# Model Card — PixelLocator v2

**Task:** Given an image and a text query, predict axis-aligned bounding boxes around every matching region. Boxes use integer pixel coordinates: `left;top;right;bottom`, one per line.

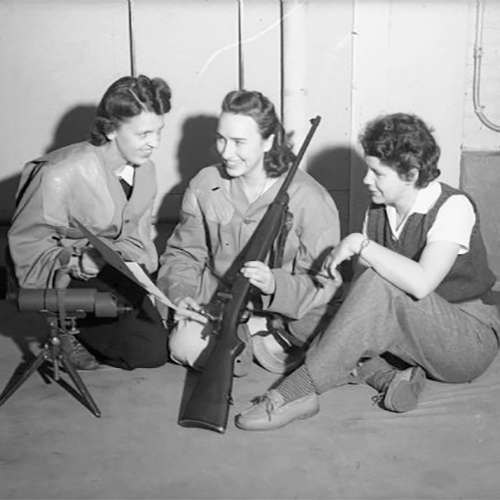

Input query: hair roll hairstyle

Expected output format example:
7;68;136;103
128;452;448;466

221;90;295;177
359;113;441;188
90;75;172;146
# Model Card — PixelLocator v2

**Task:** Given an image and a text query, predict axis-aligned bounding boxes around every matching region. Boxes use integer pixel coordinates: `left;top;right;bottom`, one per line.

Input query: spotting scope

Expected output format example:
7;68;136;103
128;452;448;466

17;288;130;317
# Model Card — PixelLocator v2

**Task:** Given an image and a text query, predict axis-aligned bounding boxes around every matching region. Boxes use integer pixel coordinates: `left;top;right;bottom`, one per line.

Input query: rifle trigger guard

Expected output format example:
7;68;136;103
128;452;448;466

240;309;251;324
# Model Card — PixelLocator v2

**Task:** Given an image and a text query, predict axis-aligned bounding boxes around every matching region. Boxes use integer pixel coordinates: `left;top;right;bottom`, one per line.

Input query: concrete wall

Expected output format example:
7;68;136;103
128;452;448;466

0;0;498;279
463;0;500;150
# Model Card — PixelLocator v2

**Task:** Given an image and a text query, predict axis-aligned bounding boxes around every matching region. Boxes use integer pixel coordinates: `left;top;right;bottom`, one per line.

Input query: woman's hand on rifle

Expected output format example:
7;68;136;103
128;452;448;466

241;261;276;295
175;296;208;324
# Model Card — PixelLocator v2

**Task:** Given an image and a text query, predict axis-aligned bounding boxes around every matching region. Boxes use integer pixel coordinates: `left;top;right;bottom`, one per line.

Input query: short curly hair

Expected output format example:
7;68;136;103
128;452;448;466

359;113;441;188
90;75;172;146
221;90;295;177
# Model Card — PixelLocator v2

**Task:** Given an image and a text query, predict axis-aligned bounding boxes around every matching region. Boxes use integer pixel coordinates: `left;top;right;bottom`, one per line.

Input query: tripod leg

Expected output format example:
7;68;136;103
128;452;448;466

59;349;101;417
0;350;48;407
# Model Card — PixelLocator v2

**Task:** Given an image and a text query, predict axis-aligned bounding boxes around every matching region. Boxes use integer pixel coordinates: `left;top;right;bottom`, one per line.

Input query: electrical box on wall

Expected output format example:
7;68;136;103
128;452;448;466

460;151;500;288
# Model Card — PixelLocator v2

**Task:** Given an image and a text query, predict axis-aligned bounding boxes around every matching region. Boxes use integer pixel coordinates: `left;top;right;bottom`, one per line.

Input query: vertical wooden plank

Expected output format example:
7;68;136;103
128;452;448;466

0;0;130;222
239;0;282;109
306;0;354;237
463;0;500;150
351;0;470;231
131;0;239;223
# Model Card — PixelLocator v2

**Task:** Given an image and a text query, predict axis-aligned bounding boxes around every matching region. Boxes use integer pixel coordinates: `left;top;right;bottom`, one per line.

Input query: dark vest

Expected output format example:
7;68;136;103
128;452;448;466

366;183;496;303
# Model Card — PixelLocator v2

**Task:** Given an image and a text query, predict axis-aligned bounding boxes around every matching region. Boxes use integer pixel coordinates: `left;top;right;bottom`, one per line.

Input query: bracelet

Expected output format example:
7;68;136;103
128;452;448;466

357;237;371;256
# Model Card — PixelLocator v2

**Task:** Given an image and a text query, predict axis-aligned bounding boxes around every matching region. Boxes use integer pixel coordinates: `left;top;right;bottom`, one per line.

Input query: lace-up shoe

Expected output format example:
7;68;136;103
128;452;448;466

60;334;100;371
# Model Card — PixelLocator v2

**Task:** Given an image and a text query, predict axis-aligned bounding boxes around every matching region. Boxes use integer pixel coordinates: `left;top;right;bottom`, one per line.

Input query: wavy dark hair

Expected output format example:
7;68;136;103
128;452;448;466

89;75;172;146
359;113;441;188
221;90;295;177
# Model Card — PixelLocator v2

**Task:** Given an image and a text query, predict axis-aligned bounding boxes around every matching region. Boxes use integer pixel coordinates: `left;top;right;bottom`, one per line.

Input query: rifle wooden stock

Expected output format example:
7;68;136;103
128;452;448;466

178;116;322;433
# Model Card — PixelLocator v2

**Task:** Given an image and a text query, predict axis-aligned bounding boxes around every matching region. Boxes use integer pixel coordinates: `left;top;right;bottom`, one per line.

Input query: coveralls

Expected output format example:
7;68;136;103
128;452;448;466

8;142;168;369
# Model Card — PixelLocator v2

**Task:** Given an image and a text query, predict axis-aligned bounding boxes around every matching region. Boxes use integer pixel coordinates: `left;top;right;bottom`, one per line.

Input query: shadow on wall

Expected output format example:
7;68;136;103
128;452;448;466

154;114;219;252
307;145;371;234
307;145;351;237
0;105;97;226
306;145;371;281
0;105;97;297
348;147;372;232
44;105;97;154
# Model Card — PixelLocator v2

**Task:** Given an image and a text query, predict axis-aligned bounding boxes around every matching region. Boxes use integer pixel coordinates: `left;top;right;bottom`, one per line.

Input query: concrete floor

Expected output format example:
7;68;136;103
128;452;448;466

2;293;500;500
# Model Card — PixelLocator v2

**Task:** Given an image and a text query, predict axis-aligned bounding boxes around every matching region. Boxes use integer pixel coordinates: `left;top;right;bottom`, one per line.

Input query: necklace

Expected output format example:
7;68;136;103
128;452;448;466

241;177;272;204
256;178;271;199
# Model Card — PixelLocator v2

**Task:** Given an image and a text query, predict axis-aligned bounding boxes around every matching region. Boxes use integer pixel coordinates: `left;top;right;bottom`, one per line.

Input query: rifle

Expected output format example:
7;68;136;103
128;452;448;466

178;116;322;433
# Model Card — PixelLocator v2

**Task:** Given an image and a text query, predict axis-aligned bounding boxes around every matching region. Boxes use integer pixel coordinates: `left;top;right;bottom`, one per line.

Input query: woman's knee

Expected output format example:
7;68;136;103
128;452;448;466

355;268;386;287
168;319;210;368
348;268;401;303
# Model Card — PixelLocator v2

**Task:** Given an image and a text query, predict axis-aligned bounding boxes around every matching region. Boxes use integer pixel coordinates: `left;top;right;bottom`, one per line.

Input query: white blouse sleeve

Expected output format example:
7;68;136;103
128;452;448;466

427;195;476;254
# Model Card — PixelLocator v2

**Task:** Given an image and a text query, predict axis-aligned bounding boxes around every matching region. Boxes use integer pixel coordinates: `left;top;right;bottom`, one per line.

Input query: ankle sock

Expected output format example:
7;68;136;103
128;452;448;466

276;364;316;404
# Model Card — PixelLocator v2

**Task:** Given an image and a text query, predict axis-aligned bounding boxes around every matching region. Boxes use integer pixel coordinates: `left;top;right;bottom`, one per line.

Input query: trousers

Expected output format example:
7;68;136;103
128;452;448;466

306;268;500;394
71;265;169;370
168;303;338;371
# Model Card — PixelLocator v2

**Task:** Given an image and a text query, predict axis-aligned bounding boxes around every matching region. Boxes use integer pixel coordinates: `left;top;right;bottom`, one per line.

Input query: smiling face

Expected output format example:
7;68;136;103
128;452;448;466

363;156;417;207
107;111;165;166
215;112;274;181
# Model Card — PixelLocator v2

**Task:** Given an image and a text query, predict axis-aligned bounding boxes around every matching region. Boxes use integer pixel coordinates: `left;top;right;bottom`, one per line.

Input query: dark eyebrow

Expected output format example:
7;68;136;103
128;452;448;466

216;132;246;142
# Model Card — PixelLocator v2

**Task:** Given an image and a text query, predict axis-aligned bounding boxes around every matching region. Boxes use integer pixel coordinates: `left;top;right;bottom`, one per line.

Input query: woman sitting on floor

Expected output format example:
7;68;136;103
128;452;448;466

235;112;500;431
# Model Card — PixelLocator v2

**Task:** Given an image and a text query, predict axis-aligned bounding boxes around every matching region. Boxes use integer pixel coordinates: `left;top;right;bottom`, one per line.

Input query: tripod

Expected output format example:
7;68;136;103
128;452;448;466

0;306;102;418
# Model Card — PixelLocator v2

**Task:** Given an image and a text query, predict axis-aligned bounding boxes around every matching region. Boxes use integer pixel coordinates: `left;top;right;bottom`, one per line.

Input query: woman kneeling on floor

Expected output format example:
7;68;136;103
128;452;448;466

235;112;500;431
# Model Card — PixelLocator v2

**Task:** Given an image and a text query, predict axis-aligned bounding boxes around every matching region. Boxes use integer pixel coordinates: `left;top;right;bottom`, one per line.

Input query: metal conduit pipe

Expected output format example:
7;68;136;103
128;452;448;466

128;0;137;77
280;0;309;153
238;0;245;90
473;0;500;132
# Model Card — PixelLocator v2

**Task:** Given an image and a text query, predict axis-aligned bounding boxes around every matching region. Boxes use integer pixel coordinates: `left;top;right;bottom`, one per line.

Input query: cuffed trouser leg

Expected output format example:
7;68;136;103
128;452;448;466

287;302;341;346
306;269;500;394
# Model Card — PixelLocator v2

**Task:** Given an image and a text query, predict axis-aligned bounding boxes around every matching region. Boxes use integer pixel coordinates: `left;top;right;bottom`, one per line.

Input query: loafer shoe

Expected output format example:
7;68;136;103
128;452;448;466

235;389;319;431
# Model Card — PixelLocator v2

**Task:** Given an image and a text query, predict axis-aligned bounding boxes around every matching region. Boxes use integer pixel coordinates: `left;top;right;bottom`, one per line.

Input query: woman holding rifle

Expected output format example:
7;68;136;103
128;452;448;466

157;90;342;376
236;112;500;431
